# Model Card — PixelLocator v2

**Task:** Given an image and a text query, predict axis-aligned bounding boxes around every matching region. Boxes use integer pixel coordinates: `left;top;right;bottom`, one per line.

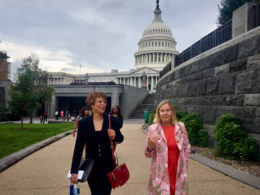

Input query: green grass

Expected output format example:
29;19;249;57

0;123;73;159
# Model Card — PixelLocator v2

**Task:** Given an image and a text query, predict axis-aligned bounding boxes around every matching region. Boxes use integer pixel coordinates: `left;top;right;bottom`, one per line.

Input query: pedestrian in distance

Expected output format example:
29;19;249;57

73;107;90;137
44;111;48;123
70;91;124;195
110;105;123;151
110;105;123;129
55;110;59;120
60;110;64;120
145;100;191;195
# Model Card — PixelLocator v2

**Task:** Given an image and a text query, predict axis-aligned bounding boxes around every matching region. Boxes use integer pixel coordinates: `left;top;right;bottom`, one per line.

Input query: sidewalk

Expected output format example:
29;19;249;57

0;122;259;195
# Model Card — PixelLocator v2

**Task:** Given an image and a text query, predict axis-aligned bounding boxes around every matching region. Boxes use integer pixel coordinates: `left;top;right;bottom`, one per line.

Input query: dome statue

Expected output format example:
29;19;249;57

134;0;178;71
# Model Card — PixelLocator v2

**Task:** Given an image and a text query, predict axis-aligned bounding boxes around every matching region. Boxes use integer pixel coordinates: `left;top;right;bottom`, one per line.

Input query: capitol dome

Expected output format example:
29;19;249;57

142;20;173;37
134;0;178;71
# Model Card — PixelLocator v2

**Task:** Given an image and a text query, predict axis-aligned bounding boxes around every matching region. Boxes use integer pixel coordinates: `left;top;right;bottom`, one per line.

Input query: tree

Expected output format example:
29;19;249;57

217;0;260;25
9;55;54;129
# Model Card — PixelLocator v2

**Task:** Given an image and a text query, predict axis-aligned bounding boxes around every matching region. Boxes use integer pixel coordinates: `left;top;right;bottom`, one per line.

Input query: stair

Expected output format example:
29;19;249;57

129;94;156;119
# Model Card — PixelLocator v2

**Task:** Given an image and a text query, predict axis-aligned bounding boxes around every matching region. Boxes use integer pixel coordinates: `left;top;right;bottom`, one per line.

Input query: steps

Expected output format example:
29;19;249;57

128;94;156;119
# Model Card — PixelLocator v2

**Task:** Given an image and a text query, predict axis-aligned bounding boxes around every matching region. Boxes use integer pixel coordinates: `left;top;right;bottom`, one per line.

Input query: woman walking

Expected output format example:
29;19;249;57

145;100;191;195
70;91;124;195
73;107;90;137
110;105;123;129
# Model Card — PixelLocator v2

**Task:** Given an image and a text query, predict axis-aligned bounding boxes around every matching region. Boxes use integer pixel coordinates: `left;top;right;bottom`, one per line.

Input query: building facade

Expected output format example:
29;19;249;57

0;51;11;110
47;0;178;93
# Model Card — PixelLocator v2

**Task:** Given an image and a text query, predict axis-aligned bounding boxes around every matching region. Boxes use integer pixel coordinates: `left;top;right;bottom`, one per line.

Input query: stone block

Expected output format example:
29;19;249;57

208;96;226;106
174;69;181;79
247;54;260;70
222;45;238;64
231;106;256;133
219;75;235;94
253;118;260;133
196;80;207;96
191;62;199;73
238;36;259;59
225;95;244;106
179;67;186;78
255;106;260;118
188;72;203;82
209;51;224;68
203;107;217;123
215;106;234;121
230;58;247;73
187;83;196;97
214;63;230;77
244;94;260;106
235;70;254;94
198;57;210;71
255;69;260;93
184;66;191;76
206;78;219;95
169;72;175;81
203;68;215;79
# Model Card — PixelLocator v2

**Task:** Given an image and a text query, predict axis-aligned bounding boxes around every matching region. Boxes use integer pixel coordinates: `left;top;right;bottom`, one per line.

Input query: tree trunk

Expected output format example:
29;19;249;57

30;112;33;124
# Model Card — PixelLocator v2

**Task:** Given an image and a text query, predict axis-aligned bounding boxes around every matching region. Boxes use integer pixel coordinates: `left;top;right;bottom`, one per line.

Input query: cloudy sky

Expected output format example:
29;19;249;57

0;0;221;80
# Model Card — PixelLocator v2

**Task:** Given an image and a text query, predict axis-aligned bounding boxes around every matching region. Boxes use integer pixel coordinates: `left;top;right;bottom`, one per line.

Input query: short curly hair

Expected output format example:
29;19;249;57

86;91;107;109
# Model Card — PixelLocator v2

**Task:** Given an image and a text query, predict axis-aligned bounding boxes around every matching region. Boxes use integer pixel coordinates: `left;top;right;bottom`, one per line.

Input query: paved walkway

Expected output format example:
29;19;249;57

0;121;259;195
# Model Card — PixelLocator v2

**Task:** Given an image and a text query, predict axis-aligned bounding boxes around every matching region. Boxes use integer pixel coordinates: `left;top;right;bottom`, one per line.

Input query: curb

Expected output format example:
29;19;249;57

140;126;260;190
0;130;73;173
190;153;260;190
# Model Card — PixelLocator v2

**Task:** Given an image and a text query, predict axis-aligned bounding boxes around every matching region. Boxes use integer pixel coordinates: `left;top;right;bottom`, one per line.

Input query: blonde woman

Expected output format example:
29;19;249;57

145;100;191;195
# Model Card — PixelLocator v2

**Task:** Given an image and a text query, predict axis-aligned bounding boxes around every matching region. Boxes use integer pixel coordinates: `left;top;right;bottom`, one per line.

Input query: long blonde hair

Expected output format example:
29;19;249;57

153;100;178;125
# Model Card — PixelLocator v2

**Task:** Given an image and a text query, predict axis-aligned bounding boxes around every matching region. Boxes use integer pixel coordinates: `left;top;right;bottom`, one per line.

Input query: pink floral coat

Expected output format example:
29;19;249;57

145;122;191;195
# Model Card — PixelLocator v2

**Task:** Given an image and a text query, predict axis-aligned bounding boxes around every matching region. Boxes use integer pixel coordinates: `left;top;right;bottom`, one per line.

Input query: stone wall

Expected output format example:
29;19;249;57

122;85;148;119
156;27;260;150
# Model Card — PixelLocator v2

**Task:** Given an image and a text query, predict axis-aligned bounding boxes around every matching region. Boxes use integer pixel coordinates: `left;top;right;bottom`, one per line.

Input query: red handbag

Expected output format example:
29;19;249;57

107;115;130;189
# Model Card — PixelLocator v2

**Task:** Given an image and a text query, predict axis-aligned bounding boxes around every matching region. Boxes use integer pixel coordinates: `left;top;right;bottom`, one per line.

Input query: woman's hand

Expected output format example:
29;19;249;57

72;130;77;137
108;129;116;140
147;135;159;151
71;174;78;184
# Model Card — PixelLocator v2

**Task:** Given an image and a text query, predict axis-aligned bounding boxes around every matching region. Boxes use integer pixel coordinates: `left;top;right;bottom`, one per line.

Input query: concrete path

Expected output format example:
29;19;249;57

0;121;259;195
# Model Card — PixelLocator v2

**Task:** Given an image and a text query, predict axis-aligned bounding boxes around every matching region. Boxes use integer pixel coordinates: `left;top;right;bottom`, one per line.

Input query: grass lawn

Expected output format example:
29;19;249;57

0;123;73;159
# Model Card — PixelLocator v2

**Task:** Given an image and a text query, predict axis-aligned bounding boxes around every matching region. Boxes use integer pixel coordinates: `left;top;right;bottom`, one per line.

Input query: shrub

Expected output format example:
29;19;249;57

180;113;208;147
148;110;156;125
214;114;257;160
176;111;188;121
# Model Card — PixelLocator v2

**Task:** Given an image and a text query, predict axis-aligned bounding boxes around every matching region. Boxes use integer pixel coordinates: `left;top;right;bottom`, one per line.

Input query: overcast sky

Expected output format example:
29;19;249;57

0;0;221;80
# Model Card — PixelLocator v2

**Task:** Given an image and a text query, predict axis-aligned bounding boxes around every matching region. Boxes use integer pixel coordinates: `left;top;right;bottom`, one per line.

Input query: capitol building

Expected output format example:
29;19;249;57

48;0;178;93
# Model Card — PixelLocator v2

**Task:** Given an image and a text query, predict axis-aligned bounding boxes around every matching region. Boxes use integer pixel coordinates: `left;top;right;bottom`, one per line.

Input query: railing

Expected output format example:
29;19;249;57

249;3;260;30
175;20;232;67
159;62;171;78
159;2;260;78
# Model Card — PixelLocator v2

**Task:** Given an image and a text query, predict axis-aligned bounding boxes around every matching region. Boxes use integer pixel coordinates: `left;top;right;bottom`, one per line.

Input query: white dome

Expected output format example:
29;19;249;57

142;20;173;37
134;1;178;71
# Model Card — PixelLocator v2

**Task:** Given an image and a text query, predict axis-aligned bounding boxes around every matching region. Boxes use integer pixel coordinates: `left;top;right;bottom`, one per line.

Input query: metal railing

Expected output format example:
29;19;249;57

175;20;232;67
159;2;260;78
159;62;171;78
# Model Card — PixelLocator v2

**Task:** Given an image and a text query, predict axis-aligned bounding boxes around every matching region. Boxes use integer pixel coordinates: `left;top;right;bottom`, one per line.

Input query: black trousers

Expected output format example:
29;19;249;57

88;180;112;195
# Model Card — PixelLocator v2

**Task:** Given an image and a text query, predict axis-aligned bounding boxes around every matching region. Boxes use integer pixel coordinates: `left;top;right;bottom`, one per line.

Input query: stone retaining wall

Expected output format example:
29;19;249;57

156;28;260;152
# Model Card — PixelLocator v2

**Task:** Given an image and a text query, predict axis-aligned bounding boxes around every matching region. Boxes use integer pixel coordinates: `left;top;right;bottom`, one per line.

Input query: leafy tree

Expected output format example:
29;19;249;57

9;55;54;129
217;0;260;25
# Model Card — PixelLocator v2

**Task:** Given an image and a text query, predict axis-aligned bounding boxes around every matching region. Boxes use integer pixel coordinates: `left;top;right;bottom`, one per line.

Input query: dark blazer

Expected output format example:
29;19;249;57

71;113;124;175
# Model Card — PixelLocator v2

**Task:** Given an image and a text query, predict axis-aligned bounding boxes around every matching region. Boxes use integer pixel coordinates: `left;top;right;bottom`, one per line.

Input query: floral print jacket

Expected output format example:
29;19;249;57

145;122;191;195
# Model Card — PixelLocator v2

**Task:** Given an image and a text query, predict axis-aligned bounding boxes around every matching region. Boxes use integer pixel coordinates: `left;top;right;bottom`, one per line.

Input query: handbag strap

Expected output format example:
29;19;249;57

108;114;117;167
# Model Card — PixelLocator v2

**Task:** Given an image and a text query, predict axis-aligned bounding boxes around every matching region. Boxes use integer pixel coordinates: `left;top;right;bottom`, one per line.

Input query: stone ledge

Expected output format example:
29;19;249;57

0;130;73;173
190;153;260;190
